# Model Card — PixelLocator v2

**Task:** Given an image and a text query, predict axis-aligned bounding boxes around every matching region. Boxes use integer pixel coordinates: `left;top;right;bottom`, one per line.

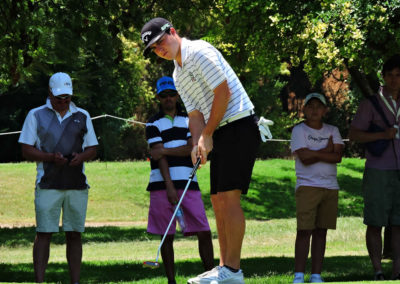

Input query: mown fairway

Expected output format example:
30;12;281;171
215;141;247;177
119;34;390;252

0;159;393;283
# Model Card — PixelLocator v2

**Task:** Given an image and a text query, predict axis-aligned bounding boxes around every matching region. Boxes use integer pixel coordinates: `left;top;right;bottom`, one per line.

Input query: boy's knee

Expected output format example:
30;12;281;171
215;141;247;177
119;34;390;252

313;228;327;237
66;231;81;242
36;232;53;242
297;229;313;238
197;230;212;240
164;234;175;243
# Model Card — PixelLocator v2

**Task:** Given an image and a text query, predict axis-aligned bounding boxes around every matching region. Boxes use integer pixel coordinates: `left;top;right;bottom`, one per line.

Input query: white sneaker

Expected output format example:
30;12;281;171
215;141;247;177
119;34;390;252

193;266;244;284
187;266;221;284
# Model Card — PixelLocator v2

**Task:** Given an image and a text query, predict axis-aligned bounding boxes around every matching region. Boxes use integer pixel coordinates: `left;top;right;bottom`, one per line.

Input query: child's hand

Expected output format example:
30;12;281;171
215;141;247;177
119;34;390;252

150;146;165;160
166;185;178;204
296;148;315;160
322;136;333;153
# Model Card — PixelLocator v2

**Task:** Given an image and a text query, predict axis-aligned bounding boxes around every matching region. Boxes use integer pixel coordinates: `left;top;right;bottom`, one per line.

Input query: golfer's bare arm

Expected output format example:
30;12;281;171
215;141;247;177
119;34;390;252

189;80;231;164
202;80;231;137
188;111;206;146
349;125;396;143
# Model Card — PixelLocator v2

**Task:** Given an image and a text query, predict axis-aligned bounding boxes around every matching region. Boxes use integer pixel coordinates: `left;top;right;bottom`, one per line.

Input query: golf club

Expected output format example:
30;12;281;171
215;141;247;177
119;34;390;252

143;157;202;269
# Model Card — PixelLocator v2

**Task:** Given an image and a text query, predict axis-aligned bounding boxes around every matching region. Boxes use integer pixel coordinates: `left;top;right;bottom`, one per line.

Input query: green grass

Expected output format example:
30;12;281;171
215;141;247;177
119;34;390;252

0;158;366;224
0;158;390;283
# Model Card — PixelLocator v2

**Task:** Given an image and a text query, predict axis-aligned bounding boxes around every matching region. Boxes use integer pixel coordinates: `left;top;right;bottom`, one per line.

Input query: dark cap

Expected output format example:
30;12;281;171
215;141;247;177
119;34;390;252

141;18;172;57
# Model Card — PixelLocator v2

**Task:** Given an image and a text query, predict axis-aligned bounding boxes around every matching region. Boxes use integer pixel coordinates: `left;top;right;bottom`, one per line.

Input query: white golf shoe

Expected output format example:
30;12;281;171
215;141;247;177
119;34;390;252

187;266;221;284
188;266;244;284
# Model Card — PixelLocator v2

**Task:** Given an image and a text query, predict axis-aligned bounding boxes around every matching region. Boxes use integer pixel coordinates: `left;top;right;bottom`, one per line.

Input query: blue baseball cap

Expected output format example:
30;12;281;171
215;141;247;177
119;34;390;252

156;76;177;94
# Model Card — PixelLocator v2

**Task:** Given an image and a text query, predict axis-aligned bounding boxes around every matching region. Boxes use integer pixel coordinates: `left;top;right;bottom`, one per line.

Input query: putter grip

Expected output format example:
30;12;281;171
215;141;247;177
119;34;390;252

189;158;201;179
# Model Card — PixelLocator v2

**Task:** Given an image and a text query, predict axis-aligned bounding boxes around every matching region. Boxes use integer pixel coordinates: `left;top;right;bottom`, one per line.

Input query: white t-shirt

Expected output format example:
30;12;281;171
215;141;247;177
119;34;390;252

290;122;344;190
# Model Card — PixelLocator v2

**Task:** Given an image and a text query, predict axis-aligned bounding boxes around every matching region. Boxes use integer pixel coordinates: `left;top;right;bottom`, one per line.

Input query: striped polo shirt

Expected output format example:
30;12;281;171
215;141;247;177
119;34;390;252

173;38;254;125
146;105;199;191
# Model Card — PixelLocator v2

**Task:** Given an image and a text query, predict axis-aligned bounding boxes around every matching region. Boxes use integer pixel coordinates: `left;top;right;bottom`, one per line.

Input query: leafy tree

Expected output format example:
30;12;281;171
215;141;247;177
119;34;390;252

2;0;399;161
211;0;400;96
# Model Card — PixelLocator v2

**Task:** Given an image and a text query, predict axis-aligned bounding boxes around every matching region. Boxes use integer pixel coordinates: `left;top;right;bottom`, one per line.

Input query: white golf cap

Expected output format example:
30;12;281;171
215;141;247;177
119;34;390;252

304;92;326;106
49;72;73;96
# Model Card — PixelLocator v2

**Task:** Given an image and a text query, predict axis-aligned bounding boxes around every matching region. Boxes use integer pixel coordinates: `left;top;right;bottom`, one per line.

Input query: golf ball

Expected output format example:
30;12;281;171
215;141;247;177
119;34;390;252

210;281;218;284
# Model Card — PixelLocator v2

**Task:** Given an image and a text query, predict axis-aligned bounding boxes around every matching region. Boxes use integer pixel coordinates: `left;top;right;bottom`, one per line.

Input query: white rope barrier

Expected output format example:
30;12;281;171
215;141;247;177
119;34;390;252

0;114;146;136
0;130;21;136
0;114;350;143
91;114;146;125
266;138;350;142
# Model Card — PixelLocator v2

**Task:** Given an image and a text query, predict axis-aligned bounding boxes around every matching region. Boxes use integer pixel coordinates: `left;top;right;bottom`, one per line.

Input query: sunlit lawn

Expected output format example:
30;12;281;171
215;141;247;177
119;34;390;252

1;158;390;283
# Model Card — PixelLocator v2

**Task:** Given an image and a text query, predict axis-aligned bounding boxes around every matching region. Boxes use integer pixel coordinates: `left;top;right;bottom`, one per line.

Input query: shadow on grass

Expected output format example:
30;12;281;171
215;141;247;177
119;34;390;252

0;226;219;247
0;255;391;283
242;173;296;220
236;170;363;220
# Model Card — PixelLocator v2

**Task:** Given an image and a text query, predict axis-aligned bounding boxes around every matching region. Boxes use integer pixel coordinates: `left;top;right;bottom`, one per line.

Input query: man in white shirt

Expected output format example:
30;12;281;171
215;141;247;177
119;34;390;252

141;18;260;284
19;72;98;283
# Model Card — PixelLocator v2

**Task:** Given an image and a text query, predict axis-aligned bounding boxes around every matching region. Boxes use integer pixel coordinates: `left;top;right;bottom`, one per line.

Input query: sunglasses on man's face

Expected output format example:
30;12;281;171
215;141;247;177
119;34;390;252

54;95;72;101
158;92;177;99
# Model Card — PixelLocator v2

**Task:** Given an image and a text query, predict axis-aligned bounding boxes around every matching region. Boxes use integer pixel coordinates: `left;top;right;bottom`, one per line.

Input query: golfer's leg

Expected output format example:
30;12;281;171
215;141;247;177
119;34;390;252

66;231;82;283
294;230;312;273
33;232;52;283
211;194;227;266
161;235;175;282
197;230;214;270
219;190;244;269
366;225;383;272
391;226;400;278
311;228;327;274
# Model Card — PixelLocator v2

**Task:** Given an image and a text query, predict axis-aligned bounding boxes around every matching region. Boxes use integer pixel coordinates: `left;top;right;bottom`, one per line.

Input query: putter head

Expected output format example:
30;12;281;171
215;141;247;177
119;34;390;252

143;261;160;269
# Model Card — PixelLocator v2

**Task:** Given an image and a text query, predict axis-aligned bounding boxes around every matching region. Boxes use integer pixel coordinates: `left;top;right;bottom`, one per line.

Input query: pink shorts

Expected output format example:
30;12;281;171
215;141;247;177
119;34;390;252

147;190;210;236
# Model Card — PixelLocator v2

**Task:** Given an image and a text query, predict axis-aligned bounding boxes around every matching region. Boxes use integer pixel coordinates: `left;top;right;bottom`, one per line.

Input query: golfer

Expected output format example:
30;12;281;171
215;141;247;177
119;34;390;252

141;18;260;284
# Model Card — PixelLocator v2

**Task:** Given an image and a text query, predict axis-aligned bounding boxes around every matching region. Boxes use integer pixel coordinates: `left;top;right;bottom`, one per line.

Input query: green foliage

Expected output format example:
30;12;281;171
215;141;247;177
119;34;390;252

2;0;400;161
213;0;400;84
0;0;155;161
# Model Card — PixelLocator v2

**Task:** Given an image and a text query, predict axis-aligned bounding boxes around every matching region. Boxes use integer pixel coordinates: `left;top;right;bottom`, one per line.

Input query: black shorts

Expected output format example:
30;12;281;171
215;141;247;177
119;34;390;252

210;115;260;195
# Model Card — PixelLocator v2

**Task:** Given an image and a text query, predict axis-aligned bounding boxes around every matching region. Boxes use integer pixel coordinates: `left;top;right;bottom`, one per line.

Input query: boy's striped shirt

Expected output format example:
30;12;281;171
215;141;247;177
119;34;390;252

146;106;199;191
